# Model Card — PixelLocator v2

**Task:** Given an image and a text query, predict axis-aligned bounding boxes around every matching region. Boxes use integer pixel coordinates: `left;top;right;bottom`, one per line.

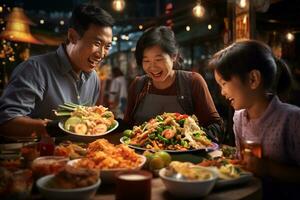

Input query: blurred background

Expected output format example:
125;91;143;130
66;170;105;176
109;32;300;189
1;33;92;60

1;0;300;143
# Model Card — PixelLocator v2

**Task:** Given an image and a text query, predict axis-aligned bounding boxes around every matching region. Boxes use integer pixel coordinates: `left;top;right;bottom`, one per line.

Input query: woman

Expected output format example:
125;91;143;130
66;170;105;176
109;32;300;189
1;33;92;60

124;26;224;142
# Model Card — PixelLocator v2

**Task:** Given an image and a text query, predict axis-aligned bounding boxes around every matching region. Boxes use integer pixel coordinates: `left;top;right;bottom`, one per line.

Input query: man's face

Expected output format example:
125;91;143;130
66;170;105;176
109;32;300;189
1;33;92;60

69;24;113;74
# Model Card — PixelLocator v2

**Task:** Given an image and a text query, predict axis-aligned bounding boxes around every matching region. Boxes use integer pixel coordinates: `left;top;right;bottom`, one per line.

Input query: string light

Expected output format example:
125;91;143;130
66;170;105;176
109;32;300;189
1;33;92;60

286;32;295;42
208;24;212;30
193;1;205;18
186;26;191;31
239;0;247;8
138;24;143;30
112;0;125;12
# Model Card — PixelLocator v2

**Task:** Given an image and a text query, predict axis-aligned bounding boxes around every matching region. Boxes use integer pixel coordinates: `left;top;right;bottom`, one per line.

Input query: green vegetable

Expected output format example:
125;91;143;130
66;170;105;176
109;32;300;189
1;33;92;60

156;115;164;122
64;116;82;130
157;134;169;144
156;126;164;134
108;122;116;130
178;119;185;127
123;129;133;138
122;136;131;144
149;133;156;139
193;132;201;139
102;113;112;118
181;140;189;148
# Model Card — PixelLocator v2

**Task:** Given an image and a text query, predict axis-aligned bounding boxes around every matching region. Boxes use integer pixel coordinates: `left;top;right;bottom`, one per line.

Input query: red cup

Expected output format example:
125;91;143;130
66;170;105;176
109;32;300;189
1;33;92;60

39;137;55;156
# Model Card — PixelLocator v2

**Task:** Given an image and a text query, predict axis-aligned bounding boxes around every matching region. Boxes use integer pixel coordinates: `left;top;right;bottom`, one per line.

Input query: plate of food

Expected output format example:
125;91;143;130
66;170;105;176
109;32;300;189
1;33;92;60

120;137;218;153
67;139;146;183
59;120;118;137
120;112;219;153
198;158;253;188
56;103;118;137
215;171;253;188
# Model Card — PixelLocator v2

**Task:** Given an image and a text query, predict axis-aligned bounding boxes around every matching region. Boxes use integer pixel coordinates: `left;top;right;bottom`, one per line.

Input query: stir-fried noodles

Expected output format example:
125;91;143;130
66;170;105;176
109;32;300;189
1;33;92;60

123;113;213;151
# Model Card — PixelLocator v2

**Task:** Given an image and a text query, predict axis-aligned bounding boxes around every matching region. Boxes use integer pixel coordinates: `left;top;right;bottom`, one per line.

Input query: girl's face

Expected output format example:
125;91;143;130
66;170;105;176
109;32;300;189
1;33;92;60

214;70;254;110
142;45;176;84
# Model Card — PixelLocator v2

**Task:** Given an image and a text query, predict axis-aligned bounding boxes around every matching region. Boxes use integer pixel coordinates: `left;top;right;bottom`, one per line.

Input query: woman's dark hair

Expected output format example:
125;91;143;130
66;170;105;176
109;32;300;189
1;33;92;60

69;3;115;37
135;26;183;69
209;39;293;95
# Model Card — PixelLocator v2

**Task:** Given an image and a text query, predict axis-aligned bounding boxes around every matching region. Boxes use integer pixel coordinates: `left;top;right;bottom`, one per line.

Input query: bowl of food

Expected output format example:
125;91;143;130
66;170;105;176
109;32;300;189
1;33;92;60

66;139;147;184
36;165;100;200
68;154;146;183
31;156;69;179
159;161;217;198
0;168;33;200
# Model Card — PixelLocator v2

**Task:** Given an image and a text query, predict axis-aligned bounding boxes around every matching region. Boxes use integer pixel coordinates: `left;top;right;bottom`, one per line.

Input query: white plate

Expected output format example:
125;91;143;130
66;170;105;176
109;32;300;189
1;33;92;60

67;155;146;183
215;172;253;188
58;120;119;137
120;136;219;153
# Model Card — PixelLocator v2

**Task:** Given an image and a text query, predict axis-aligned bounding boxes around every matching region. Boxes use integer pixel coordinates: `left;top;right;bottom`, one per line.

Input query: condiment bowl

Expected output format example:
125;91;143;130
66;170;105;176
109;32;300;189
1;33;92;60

36;174;100;200
159;166;218;198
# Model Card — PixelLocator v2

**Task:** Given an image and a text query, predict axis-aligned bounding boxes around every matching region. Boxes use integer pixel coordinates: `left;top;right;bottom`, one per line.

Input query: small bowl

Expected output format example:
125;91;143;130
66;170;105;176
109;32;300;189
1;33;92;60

36;174;101;200
0;168;33;200
159;167;217;198
31;156;69;179
67;155;147;184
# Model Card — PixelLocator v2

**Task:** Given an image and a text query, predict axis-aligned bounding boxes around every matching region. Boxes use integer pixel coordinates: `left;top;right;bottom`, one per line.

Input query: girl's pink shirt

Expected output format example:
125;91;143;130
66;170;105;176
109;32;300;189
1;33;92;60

233;95;300;166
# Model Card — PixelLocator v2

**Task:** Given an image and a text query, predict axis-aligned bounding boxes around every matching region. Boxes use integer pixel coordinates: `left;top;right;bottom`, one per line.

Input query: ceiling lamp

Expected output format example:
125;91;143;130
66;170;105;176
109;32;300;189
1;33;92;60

193;1;205;18
239;0;247;8
0;7;42;44
112;0;125;12
286;32;295;42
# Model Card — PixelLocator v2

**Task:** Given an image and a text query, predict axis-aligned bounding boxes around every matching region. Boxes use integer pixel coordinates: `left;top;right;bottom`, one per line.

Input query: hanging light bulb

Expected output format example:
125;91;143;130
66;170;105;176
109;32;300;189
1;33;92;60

193;1;205;18
286;32;295;42
239;0;247;8
112;0;125;12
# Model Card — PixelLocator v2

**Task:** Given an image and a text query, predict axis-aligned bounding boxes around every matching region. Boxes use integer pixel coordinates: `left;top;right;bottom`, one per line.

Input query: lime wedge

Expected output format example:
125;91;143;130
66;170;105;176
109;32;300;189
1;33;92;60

64;117;82;130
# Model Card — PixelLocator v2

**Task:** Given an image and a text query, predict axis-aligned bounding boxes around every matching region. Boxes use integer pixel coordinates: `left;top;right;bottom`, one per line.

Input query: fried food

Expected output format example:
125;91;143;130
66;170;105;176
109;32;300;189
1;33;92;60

52;165;99;189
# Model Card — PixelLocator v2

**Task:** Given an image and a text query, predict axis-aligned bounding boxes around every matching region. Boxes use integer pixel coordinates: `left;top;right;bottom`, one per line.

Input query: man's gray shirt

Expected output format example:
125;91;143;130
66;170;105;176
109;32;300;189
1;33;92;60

0;45;100;124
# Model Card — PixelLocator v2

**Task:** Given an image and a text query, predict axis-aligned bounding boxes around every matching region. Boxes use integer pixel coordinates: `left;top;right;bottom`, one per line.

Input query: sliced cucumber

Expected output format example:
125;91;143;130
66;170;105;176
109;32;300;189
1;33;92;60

64;116;82;130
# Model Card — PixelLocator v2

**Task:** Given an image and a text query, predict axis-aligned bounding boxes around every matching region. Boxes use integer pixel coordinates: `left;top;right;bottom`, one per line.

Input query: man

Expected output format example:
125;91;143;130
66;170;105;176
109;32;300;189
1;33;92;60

0;4;114;138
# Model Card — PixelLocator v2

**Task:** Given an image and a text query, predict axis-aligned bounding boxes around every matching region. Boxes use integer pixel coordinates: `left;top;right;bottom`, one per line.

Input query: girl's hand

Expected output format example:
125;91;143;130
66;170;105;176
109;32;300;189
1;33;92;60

242;151;266;177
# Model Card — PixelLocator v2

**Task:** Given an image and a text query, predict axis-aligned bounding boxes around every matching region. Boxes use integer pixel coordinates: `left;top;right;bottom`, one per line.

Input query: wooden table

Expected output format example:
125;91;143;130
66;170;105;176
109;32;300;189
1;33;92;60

4;130;261;200
32;176;262;200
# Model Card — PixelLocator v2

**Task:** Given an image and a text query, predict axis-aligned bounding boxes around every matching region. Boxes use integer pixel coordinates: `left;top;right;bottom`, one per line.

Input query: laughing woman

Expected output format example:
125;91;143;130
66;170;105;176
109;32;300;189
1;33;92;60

123;26;224;143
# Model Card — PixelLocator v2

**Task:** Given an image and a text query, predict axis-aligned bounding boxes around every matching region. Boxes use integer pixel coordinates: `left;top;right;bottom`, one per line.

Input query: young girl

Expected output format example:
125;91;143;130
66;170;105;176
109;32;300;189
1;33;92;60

209;40;300;199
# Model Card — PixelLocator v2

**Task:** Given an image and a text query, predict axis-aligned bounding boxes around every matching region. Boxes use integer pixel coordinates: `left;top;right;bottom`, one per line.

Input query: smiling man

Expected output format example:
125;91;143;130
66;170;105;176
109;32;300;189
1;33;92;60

0;4;114;138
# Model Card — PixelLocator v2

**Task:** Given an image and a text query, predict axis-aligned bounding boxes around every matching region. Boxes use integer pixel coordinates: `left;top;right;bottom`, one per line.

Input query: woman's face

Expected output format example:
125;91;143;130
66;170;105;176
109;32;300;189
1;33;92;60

214;70;254;110
142;45;176;83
